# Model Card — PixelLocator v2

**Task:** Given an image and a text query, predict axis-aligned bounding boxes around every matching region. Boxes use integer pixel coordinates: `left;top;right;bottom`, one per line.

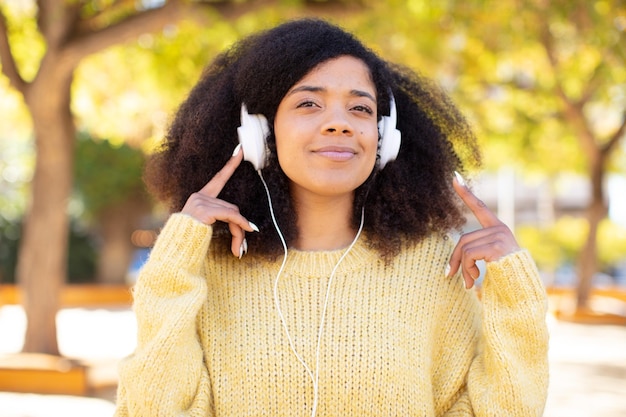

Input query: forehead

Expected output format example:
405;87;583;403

291;56;375;93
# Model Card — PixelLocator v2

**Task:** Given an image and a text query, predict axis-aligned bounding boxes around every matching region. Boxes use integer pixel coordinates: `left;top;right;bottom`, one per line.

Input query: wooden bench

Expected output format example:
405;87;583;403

0;284;133;307
0;353;88;395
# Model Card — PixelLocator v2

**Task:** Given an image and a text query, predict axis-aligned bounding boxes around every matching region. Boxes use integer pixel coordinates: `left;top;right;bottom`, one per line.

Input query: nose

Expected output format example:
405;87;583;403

321;107;353;136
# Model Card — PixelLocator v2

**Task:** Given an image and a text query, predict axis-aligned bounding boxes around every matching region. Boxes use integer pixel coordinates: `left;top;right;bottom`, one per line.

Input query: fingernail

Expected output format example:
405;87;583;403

454;171;466;187
249;221;259;232
444;264;451;277
463;280;474;291
232;143;242;157
238;239;247;259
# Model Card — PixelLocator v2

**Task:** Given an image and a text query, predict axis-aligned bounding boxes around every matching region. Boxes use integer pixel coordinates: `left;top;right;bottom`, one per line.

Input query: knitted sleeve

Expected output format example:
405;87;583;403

114;213;215;417
452;250;549;416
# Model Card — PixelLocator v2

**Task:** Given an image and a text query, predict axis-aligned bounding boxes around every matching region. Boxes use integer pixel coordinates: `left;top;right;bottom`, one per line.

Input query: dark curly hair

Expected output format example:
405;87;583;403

145;18;481;260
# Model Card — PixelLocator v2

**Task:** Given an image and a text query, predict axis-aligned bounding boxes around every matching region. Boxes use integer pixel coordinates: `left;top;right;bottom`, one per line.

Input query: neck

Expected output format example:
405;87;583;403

292;194;357;251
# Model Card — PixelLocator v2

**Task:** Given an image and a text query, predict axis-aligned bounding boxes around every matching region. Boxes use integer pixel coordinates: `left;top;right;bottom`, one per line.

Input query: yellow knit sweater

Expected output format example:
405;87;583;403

114;213;549;416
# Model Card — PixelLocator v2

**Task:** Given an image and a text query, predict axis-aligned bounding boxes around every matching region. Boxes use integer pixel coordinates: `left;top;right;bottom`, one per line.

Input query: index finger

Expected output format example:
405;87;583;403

198;144;244;198
453;171;503;228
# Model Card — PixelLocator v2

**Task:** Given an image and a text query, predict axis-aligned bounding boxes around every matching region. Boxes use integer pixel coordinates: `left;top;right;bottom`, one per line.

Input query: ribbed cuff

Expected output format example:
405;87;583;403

483;249;547;307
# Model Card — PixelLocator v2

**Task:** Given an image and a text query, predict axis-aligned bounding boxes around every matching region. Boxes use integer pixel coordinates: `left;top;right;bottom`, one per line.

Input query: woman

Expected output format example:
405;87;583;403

114;18;548;417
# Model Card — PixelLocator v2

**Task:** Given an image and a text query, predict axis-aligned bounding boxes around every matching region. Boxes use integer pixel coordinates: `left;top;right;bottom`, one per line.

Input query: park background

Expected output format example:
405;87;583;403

0;0;625;415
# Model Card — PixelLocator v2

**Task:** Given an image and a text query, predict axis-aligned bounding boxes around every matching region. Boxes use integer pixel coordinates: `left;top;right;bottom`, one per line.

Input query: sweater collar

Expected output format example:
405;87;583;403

281;237;373;278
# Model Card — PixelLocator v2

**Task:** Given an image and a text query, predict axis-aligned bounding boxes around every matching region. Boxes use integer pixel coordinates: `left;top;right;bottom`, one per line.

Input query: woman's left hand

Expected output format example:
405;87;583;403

447;173;520;289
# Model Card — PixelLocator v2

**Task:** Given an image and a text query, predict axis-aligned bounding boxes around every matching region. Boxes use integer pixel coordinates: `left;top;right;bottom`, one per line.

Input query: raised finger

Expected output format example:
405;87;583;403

198;144;244;198
453;172;503;229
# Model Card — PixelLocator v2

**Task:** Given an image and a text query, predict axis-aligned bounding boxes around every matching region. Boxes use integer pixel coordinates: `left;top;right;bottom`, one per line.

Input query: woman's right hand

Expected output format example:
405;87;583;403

181;144;258;258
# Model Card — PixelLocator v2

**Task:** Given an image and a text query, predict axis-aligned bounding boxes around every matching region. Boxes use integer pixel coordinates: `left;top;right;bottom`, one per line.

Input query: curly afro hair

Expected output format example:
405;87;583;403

145;18;481;260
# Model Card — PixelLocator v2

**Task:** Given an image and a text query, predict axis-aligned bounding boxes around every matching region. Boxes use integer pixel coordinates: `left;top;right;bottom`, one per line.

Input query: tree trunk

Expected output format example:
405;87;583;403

16;60;75;355
576;159;607;311
96;196;150;284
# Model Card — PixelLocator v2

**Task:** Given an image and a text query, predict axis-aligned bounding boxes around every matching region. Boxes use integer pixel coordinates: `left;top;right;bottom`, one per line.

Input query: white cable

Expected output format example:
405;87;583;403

311;206;364;417
257;171;316;394
257;170;365;417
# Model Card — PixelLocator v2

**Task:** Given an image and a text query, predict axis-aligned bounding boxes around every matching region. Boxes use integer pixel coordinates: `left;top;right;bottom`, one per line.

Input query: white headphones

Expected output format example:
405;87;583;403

237;94;401;171
376;94;402;169
237;104;271;171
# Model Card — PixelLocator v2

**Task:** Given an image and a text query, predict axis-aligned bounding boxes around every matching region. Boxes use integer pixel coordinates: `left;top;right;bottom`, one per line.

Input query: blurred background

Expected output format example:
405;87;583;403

0;0;624;415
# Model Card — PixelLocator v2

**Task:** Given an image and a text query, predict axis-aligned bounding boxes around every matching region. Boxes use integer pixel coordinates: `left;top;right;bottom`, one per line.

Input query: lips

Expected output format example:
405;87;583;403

313;146;357;161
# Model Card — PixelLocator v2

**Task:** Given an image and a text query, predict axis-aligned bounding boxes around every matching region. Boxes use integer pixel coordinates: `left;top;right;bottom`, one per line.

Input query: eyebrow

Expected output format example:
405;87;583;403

286;85;376;103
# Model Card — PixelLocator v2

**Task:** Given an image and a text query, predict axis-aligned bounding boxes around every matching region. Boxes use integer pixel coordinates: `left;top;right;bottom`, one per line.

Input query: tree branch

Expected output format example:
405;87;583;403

538;13;600;163
63;0;279;66
602;111;626;156
578;62;603;107
63;0;188;65
0;6;27;94
76;0;138;34
37;0;82;49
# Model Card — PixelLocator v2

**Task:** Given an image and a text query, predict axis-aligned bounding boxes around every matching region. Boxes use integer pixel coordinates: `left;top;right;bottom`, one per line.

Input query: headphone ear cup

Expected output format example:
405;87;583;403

378;118;401;168
377;94;401;169
237;104;270;170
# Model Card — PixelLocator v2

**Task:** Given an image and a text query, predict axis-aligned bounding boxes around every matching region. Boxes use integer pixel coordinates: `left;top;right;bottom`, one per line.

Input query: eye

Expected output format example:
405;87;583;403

296;100;319;108
352;104;374;115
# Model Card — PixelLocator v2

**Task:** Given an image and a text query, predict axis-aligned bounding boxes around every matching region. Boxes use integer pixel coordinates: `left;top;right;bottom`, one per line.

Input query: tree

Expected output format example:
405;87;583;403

538;1;626;311
0;0;369;355
344;0;626;312
0;0;358;355
445;0;626;311
73;133;150;284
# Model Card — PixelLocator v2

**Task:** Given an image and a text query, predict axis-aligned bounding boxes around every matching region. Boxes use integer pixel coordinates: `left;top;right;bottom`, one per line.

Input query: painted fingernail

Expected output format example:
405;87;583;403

454;171;466;187
232;143;242;157
249;221;259;232
238;239;248;259
444;264;451;277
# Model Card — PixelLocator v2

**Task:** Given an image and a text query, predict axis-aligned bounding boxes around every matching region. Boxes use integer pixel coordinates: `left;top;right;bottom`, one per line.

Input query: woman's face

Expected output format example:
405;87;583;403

274;55;379;201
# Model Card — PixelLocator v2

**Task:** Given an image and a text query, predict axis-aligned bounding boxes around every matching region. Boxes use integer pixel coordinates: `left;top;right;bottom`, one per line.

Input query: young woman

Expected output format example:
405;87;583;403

114;19;548;417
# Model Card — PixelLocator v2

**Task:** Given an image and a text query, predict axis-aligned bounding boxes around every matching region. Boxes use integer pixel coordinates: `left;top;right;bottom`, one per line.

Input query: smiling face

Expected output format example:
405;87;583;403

274;56;379;202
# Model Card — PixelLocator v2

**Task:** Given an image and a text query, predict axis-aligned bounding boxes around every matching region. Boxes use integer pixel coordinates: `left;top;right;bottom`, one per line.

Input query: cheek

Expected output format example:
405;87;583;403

274;135;301;176
273;122;293;160
274;132;294;163
367;133;380;159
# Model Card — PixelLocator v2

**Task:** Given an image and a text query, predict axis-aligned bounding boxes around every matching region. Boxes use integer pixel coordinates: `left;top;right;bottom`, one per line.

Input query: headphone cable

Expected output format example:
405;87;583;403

257;169;365;417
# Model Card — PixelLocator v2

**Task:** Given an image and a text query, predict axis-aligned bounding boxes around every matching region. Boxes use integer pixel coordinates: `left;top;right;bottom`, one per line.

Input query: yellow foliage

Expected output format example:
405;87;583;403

517;217;626;271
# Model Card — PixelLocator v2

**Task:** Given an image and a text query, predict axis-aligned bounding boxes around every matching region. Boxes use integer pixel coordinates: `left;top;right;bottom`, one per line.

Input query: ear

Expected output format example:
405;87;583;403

237;104;270;170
